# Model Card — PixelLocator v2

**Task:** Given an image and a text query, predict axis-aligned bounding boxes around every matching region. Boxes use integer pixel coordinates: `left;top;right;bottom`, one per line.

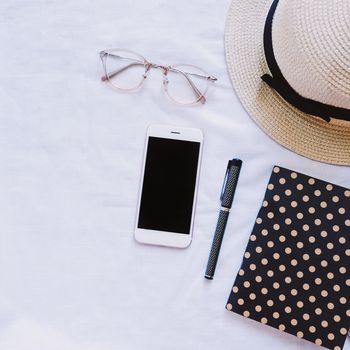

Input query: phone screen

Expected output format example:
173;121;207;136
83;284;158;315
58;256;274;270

138;137;200;234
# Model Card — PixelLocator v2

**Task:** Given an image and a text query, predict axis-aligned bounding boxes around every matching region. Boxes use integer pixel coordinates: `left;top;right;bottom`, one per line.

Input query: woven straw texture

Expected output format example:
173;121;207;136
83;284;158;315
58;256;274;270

224;0;350;165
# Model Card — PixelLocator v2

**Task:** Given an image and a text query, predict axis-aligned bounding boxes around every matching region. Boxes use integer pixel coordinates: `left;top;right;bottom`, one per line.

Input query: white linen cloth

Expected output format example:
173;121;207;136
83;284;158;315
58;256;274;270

0;0;349;349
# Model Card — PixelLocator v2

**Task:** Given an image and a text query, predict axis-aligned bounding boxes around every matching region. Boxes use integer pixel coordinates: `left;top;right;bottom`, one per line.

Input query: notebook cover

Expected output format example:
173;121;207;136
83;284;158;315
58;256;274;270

226;166;350;350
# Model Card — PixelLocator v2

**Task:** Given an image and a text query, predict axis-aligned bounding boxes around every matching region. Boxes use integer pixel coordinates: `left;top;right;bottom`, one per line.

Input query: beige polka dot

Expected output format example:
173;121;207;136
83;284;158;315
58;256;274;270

315;248;322;255
334;346;342;350
339;237;346;244
309;236;316;243
262;200;268;207
308;178;315;185
297;331;303;338
290;172;297;179
232;286;239;293
321;290;328;297
340;328;347;335
285;189;292;196
261;258;268;265
249;264;256;271
279;235;286;242
308;207;316;214
297;301;303;308
303;313;310;321
256;246;262;253
255;275;262;283
333;225;340;232
273;195;280;202
244;252;251;259
285;276;292;284
250;235;257;241
303;283;310;290
273;282;280;289
273;167;280;173
239;269;245;276
273;312;280;319
279;294;286;301
327;242;334;250
285;306;292;313
327;302;335;310
297;242;304;249
303;224;309;231
345;219;350;227
297;271;304;278
296;213;303;220
238;298;244;305
328;333;335;341
302;254;310;261
340;297;347;304
267;270;274;277
267;241;274;248
291;229;298;237
315;308;322;315
338;207;345;214
321;230;328;237
347;310;350;316
226;303;233;310
315;339;322;346
268;184;274;190
291;289;298;296
255;305;262;312
285;218;292;225
261;288;268;295
279;178;286;185
273;253;279;260
273;224;280;230
321;320;329;327
243;310;250;317
339;267;346;274
309;265;316;273
279;207;286;213
278;324;285;331
315;278;322;285
332;196;339;203
279;265;286;272
303;195;309;202
309;295;316;303
333;315;341;322
327;213;334;220
314;218;321;225
346;249;350;256
327;272;334;279
267;212;274;219
345;190;350;197
297;184;303;190
309;326;316;333
321;260;328;267
261;317;268;324
244;281;250;288
285;247;292;254
326;184;333;191
291;201;298;208
291;319;298;326
320;201;327;208
314;190;321;196
291;259;298;266
333;285;340;292
256;217;262;224
261;229;268;236
249;293;256;300
267;299;274;307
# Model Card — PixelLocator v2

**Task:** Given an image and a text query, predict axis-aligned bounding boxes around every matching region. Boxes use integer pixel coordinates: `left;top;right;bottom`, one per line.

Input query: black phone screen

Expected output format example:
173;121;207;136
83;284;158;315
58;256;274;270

137;137;200;234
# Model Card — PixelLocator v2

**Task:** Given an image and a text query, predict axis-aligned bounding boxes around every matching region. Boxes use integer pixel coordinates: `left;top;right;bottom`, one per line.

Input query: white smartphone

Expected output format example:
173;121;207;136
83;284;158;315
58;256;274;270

134;124;203;248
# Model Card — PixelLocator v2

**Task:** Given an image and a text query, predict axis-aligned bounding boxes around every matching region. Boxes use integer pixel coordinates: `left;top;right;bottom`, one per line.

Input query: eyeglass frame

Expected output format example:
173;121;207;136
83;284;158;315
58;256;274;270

99;49;217;106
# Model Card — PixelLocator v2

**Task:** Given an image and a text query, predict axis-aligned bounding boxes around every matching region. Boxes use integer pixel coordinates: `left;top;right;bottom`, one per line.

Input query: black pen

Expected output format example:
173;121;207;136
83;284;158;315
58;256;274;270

205;159;243;280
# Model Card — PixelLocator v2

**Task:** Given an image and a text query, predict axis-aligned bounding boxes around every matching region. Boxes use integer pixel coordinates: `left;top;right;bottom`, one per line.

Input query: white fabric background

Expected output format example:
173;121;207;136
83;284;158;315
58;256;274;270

0;0;349;349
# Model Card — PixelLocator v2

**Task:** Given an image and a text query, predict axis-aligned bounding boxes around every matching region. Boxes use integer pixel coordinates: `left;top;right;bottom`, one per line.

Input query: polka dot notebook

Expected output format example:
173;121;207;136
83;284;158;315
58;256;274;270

226;166;350;350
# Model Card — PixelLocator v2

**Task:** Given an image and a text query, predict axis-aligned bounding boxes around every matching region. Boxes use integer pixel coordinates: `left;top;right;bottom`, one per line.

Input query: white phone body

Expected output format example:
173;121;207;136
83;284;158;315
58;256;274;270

134;124;203;248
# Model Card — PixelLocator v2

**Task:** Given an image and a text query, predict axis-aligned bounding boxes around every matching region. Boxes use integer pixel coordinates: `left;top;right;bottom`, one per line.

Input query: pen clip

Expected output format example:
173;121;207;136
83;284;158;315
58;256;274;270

220;161;232;201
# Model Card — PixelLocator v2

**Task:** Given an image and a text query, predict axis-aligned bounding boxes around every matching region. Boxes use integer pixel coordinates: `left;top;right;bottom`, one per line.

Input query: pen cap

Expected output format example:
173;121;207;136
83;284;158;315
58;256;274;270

221;159;242;208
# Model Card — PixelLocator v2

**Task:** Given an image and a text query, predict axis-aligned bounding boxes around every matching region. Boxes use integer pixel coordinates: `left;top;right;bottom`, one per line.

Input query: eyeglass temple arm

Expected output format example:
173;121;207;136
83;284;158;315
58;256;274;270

101;62;145;81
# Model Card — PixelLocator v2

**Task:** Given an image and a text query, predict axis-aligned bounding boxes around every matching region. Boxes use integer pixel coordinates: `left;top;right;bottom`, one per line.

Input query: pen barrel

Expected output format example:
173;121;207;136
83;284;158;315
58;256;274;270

205;209;230;279
222;162;242;208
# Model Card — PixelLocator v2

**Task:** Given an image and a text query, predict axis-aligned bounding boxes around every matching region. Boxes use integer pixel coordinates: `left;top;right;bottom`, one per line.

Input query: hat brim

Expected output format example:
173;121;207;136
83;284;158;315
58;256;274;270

225;0;350;165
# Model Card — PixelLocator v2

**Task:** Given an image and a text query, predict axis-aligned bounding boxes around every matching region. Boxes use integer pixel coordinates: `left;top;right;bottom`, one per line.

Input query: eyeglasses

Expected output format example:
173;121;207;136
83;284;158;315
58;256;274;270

99;49;217;106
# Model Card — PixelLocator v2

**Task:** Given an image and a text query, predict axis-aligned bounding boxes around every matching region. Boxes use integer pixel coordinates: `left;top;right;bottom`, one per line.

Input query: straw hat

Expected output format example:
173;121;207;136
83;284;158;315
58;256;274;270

225;0;350;165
